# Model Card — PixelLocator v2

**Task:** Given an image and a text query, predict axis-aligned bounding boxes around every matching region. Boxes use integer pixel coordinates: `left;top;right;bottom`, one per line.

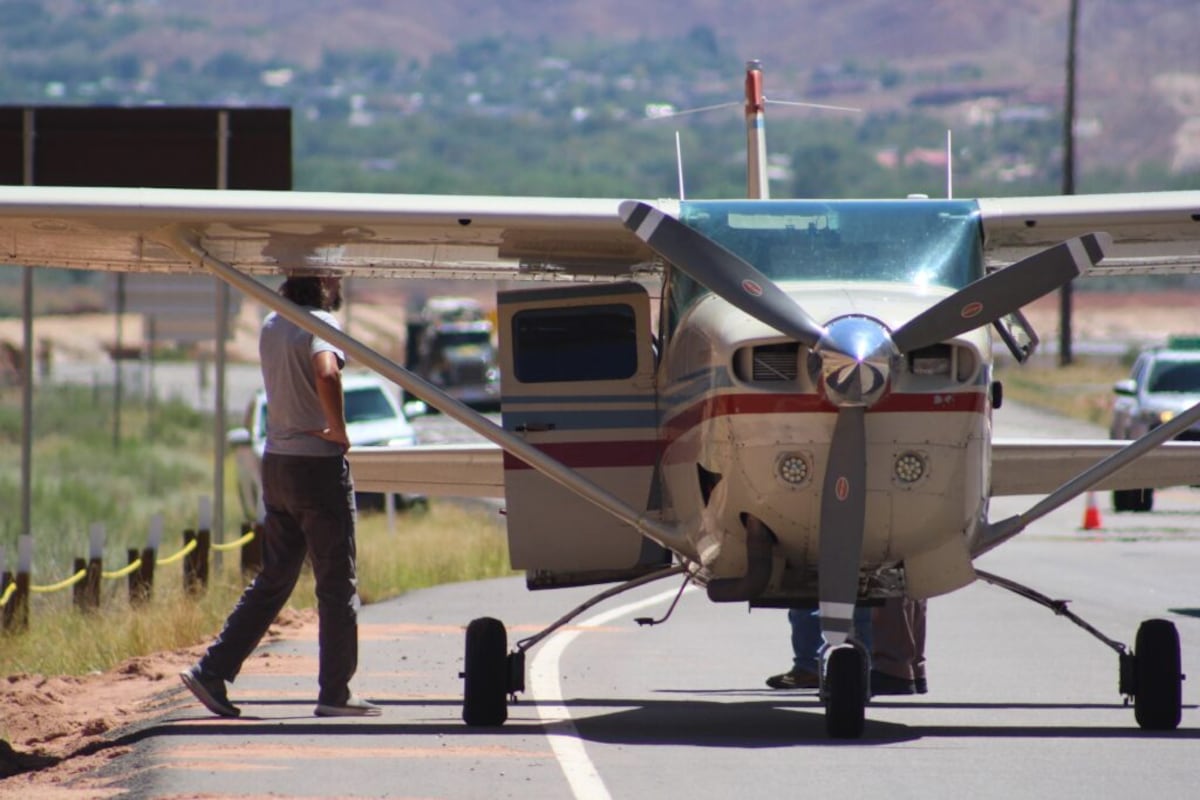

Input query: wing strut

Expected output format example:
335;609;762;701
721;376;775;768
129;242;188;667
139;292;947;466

155;225;695;561
975;396;1200;556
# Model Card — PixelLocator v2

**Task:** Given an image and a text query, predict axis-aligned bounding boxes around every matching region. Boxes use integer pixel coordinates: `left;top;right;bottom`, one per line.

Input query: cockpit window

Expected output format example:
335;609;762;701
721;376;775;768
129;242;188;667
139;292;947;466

667;199;984;322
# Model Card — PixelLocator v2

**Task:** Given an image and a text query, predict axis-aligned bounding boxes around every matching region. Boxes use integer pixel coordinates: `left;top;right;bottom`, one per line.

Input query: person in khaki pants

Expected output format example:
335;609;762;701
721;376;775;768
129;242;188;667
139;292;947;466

869;597;927;695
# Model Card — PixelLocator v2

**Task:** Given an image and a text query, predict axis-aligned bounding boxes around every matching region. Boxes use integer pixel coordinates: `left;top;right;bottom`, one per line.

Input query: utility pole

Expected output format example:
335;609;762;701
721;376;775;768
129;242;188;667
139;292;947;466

1059;0;1079;366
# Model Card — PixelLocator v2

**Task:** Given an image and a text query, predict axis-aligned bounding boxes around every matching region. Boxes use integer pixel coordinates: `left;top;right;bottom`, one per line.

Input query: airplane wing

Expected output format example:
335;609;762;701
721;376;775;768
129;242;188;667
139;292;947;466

5;186;1199;279
991;437;1200;496
0;185;667;280
348;443;504;498
978;191;1200;275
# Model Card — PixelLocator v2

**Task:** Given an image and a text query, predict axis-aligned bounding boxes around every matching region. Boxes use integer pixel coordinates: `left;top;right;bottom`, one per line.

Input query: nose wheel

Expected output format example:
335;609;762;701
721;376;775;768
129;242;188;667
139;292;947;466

822;644;868;738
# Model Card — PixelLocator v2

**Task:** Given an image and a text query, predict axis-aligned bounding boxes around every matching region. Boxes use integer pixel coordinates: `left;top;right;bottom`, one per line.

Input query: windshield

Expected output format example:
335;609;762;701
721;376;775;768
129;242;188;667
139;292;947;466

1148;360;1200;393
344;387;399;423
668;199;983;320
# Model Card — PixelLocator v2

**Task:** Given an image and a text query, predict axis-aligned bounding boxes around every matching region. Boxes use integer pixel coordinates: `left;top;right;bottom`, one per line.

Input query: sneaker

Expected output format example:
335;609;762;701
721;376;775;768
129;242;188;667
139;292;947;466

870;670;916;696
314;694;382;717
180;665;241;718
765;668;820;690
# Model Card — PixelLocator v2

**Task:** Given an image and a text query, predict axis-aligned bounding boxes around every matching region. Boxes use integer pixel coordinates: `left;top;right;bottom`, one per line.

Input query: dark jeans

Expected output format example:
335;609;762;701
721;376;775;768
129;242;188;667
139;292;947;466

200;453;359;706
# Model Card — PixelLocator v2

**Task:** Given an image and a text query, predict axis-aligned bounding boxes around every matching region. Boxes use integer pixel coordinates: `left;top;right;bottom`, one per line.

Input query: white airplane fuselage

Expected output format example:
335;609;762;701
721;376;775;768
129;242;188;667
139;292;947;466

657;281;993;601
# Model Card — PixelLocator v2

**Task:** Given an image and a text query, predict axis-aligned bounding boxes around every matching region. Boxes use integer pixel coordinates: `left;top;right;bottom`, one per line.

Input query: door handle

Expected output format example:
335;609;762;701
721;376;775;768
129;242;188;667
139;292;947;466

515;423;556;433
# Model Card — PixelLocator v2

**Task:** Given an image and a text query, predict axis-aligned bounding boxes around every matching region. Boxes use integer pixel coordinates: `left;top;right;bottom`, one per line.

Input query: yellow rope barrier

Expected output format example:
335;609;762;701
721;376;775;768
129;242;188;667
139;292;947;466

210;530;255;552
29;568;87;594
101;559;142;580
0;581;16;608
156;538;197;566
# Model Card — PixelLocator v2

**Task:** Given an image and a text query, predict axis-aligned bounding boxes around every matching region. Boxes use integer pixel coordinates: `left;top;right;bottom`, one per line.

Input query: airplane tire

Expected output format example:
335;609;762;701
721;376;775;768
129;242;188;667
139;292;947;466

1133;488;1154;513
824;646;866;739
1133;618;1182;731
1112;489;1135;512
463;617;508;726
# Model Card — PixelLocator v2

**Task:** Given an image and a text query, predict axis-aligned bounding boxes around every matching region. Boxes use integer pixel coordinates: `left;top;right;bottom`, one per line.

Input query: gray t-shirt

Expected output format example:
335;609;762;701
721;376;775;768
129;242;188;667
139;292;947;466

259;309;345;457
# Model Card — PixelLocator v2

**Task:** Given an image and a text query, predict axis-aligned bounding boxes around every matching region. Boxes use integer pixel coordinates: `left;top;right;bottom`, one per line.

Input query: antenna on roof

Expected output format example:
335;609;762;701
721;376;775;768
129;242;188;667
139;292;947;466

946;129;954;199
675;130;686;200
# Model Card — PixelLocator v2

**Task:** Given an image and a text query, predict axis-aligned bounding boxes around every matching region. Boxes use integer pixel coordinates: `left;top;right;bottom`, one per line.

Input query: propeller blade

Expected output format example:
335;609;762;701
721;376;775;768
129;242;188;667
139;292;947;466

891;232;1110;353
817;405;867;647
619;201;827;348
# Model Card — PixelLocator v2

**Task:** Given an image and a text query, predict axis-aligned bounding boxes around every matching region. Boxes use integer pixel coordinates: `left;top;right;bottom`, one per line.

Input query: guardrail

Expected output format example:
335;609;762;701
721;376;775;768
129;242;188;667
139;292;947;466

0;515;262;633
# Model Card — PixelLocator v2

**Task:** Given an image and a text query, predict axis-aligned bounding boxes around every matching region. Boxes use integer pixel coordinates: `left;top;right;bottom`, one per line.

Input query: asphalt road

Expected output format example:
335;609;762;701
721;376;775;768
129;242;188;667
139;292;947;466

99;401;1200;799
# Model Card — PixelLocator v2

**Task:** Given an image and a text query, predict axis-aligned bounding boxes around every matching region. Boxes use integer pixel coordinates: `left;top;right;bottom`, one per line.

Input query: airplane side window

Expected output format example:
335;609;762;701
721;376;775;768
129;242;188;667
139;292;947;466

512;304;638;383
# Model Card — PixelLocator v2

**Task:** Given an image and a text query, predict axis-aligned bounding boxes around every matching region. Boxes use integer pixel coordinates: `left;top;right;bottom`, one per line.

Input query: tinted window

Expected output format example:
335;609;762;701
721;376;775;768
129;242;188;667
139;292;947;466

344;387;397;422
513;305;638;383
1148;360;1200;393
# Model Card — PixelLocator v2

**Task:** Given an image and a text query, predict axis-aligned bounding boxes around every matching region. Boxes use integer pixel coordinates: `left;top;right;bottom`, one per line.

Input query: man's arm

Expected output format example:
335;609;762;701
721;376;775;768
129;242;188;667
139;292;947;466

312;350;350;451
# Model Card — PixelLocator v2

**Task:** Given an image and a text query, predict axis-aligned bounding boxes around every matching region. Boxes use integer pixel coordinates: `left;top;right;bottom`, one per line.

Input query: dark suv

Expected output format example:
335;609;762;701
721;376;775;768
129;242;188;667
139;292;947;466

1110;338;1200;511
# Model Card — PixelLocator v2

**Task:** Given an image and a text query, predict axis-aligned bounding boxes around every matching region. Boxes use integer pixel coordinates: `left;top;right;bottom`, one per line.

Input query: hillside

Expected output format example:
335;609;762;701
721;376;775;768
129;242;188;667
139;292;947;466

2;0;1198;187
12;0;1197;173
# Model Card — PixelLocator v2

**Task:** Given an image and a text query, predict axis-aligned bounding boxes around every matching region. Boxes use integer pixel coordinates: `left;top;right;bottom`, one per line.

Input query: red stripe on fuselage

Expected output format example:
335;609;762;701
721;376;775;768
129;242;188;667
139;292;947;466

662;391;987;442
503;391;988;469
503;440;663;470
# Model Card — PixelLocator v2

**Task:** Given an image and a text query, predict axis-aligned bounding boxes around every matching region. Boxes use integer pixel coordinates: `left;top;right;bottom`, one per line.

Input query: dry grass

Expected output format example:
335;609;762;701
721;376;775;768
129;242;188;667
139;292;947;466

0;502;511;677
996;355;1128;428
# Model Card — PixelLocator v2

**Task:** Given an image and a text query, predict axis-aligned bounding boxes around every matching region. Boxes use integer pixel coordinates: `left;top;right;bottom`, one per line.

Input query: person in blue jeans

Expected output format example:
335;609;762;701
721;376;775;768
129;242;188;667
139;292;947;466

766;597;926;694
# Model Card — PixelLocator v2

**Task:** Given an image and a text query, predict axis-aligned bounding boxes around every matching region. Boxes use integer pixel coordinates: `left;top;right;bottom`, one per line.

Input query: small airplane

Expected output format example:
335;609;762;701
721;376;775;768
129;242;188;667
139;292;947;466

3;61;1200;737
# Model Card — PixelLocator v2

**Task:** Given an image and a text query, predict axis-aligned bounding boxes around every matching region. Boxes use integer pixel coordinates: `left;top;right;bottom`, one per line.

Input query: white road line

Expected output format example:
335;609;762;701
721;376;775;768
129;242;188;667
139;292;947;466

529;586;691;800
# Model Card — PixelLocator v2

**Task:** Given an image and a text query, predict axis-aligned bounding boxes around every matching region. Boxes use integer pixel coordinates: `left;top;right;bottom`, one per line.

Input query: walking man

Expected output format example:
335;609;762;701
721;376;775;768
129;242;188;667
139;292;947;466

181;275;379;717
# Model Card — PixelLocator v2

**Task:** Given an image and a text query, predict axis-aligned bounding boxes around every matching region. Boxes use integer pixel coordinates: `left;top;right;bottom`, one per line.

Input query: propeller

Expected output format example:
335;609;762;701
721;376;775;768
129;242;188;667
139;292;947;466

618;200;1109;648
817;405;866;645
891;232;1110;353
618;201;827;349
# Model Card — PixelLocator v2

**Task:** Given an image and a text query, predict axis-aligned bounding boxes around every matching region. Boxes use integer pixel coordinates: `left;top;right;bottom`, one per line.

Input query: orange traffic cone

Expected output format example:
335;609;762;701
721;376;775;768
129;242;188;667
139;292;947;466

1082;491;1103;530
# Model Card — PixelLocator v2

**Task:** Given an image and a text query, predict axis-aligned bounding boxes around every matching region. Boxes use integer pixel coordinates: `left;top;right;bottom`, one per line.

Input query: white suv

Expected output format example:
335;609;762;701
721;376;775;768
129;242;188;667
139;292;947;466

228;373;423;521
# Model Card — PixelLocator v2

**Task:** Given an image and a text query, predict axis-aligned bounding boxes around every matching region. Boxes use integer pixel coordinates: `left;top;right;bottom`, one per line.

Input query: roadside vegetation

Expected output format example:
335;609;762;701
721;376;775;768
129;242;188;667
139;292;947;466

996;354;1129;429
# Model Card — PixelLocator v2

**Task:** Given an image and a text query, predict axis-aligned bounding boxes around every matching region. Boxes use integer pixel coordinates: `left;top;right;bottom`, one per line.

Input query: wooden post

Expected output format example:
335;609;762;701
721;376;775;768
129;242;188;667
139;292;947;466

2;571;29;633
82;556;102;611
196;528;211;592
139;546;156;602
183;529;199;594
127;548;149;606
72;557;87;610
240;521;263;579
2;570;30;633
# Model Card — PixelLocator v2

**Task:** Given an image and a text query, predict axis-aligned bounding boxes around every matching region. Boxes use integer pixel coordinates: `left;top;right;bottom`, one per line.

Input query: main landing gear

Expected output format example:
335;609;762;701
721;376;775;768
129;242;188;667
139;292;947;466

975;569;1184;731
460;565;690;727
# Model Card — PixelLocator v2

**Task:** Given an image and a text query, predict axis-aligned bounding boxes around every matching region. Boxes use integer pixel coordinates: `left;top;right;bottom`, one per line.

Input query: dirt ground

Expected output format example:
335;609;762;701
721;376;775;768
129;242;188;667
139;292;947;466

1;290;1197;796
0;609;319;798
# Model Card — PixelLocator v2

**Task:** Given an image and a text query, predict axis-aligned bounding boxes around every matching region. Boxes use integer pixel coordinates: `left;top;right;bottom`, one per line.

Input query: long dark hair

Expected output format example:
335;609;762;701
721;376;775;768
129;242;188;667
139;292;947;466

280;276;338;310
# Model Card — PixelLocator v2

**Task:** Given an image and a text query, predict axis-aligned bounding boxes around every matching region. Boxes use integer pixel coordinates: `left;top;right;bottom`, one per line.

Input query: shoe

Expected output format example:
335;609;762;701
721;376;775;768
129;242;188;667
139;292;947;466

765;668;820;690
180;665;241;718
870;670;916;696
914;676;928;695
314;694;382;717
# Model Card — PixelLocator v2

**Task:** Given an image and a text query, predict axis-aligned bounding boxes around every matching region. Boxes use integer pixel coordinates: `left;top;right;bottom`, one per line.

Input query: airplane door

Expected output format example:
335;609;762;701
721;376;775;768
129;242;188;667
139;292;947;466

498;282;669;588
